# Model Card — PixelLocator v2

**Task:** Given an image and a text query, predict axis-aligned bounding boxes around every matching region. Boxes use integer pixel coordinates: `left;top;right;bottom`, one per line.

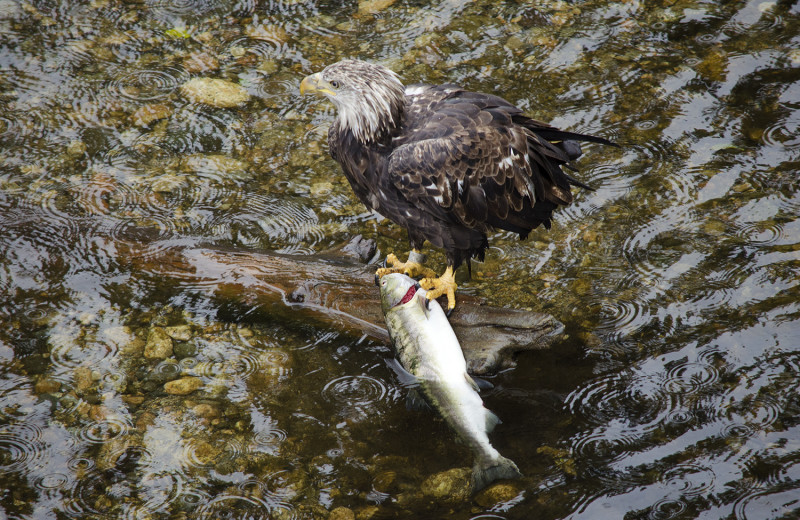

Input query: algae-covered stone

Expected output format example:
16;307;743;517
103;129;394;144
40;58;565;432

165;325;192;341
35;377;62;394
245;24;289;43
328;507;355;520
474;481;522;507
183;51;219;74
74;366;94;392
355;506;380;520
420;467;471;501
181;77;250;108
164;376;203;395
144;327;173;359
131;103;173;127
358;0;396;15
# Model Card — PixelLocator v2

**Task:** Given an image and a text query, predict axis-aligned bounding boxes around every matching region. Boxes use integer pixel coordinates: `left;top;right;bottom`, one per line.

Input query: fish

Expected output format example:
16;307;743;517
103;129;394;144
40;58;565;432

378;273;522;492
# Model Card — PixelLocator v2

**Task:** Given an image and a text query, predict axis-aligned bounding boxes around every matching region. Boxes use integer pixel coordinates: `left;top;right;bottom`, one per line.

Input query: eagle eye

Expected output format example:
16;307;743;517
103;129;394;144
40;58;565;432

330;80;341;89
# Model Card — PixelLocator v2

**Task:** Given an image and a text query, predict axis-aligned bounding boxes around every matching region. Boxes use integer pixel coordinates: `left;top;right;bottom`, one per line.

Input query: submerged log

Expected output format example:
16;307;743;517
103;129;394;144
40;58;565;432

153;236;564;375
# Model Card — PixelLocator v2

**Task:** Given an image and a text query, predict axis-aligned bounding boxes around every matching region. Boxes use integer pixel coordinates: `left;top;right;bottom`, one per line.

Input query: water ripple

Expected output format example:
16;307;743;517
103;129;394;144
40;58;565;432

35;472;71;490
322;375;389;412
0;423;45;474
733;486;800;520
661;463;716;497
648;497;686;520
76;416;132;445
662;361;720;395
0;108;48;149
108;67;188;102
196;495;275;520
145;0;236;21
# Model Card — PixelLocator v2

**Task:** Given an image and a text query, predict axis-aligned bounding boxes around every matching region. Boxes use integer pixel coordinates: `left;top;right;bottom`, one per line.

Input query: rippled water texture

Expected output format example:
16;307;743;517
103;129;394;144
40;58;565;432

1;0;800;518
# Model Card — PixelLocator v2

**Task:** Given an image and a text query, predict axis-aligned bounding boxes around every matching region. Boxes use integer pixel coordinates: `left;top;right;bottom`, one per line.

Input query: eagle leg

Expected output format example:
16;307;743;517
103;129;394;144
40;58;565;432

375;250;437;279
420;265;457;312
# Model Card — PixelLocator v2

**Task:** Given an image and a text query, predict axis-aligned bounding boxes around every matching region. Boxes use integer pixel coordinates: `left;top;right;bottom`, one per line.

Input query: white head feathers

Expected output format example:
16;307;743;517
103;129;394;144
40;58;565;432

318;59;406;144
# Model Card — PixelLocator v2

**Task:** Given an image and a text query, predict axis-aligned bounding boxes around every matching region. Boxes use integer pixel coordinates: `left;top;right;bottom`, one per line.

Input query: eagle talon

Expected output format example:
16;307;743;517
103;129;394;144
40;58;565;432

420;266;457;312
375;251;436;279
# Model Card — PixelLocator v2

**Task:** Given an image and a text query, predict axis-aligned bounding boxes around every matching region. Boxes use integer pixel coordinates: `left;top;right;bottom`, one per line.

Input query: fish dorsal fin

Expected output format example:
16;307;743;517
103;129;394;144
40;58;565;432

472;376;494;391
384;358;418;388
485;409;501;433
416;290;430;318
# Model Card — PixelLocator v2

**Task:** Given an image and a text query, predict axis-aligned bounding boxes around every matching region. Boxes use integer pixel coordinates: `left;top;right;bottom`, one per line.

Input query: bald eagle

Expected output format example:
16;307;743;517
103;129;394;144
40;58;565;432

301;59;615;310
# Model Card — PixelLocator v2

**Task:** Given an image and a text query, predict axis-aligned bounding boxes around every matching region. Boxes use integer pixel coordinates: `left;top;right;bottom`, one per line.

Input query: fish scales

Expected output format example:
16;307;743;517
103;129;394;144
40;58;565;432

379;273;522;492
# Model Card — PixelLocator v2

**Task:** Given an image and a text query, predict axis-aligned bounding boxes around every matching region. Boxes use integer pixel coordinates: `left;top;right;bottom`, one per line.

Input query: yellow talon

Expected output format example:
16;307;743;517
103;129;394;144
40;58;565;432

375;250;436;279
420;265;457;311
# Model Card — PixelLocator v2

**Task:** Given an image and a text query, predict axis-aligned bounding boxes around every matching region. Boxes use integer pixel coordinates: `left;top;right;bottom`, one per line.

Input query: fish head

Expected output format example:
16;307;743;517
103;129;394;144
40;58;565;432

379;273;426;316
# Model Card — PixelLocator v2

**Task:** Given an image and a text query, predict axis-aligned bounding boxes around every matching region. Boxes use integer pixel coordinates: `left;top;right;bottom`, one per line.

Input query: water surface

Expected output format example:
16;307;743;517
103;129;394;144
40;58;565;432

1;0;799;518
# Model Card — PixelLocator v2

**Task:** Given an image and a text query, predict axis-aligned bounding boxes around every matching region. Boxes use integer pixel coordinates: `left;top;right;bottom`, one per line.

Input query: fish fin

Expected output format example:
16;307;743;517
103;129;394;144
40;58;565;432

385;358;418;388
485;408;501;433
416;292;430;318
471;454;522;493
405;388;432;412
472;376;494;391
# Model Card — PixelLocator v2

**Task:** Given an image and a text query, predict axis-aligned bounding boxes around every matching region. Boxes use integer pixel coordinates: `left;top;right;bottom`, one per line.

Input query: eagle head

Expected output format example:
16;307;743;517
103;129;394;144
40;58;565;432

300;59;405;145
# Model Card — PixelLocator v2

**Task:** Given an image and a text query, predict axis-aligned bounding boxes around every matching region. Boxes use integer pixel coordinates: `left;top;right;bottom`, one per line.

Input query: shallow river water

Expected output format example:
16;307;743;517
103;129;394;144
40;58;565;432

2;0;800;518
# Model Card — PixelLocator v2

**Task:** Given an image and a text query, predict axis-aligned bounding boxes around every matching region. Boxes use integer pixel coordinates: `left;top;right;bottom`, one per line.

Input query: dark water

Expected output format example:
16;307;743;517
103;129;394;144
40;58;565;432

2;0;800;518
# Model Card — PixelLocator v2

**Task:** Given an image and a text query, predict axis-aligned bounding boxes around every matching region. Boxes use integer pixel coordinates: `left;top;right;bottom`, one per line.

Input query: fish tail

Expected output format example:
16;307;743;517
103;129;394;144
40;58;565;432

471;453;522;493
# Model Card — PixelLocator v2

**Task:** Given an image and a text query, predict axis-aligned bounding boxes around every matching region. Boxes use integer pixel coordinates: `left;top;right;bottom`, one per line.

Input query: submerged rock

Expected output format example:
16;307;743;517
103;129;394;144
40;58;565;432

328;507;355;520
474;481;523;507
183;51;220;74
164;325;192;341
131;103;173;127
420;467;471;502
144;327;173;359
35;377;62;394
164;376;203;395
181;77;250;108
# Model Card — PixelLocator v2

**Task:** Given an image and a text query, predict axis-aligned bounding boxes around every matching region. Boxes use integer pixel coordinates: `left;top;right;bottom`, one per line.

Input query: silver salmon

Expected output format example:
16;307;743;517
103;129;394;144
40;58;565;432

378;273;522;492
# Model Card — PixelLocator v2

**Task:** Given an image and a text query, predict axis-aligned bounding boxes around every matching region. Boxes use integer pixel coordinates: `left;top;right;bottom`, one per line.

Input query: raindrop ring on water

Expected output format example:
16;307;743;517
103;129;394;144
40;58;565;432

662;362;719;395
109;67;187;102
662;463;715;497
649;497;686;519
321;375;388;407
78;418;131;444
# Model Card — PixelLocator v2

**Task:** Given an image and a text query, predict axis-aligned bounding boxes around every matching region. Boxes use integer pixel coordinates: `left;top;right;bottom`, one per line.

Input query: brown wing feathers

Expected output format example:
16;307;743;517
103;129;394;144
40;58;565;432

390;85;605;243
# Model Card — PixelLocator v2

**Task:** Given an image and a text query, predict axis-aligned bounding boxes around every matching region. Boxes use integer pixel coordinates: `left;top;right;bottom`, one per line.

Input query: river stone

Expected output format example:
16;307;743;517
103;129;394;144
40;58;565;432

164;376;203;395
183;51;219;74
144;327;173;359
165;325;192;341
474;481;522;507
35;377;61;394
131;103;173;127
74;366;94;392
420;467;471;501
245;24;288;43
355;506;380;520
358;0;396;14
181;77;250;108
328;507;355;520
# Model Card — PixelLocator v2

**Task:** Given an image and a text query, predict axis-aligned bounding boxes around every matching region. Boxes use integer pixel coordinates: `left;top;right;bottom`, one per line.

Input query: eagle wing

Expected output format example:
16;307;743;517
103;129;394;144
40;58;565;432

388;88;580;236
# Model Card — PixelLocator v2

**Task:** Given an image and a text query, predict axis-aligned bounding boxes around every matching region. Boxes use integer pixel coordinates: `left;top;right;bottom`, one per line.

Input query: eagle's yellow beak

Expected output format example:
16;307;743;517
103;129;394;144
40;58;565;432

300;72;336;97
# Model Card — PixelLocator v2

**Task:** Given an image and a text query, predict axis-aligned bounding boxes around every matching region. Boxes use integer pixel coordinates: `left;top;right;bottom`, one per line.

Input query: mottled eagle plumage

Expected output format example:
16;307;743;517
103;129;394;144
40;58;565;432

303;59;614;270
